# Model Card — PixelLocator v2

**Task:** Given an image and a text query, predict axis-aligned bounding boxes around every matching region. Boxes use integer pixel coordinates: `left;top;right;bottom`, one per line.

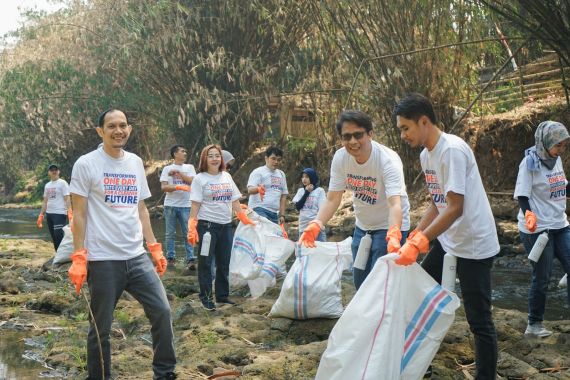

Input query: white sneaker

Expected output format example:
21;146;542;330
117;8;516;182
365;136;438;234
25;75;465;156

524;323;552;337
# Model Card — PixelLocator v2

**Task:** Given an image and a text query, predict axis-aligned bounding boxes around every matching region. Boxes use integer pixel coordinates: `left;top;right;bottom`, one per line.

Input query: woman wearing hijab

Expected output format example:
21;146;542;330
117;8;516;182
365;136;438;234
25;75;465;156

292;168;327;241
514;120;570;337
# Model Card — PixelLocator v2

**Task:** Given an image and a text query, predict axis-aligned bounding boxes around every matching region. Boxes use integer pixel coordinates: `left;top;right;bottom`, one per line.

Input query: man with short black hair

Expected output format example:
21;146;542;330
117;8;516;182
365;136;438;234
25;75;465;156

69;108;177;380
394;93;499;380
160;144;196;269
247;146;288;225
37;164;72;253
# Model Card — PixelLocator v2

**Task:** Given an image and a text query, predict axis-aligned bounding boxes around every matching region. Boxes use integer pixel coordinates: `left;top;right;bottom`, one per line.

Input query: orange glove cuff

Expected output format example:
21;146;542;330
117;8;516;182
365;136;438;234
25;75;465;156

409;231;430;253
71;248;88;263
524;210;537;232
299;221;322;248
236;211;255;225
175;185;190;192
386;225;402;242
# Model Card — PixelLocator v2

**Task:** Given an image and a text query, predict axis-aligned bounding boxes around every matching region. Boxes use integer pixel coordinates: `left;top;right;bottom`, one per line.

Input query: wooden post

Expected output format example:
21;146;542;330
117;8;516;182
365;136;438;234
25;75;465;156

518;63;525;103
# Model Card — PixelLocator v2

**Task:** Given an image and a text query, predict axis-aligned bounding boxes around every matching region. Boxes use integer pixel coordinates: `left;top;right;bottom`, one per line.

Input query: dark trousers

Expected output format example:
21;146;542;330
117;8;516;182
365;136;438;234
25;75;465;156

86;254;176;380
197;221;233;302
46;213;67;251
422;239;497;380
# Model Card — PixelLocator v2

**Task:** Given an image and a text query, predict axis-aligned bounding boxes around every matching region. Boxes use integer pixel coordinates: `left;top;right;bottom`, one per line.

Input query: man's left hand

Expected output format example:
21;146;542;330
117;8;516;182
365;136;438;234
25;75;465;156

147;242;167;276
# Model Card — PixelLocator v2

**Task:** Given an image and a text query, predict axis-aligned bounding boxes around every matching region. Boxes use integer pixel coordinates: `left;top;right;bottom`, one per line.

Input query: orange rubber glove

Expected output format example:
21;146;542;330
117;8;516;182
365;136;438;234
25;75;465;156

187;217;199;246
407;229;419;241
236;210;255;225
395;231;429;266
524;210;537;232
240;203;249;210
280;223;289;239
68;249;88;294
175;185;190;192
258;184;265;201
386;224;402;254
147;242;167;276
299;220;323;248
36;213;44;228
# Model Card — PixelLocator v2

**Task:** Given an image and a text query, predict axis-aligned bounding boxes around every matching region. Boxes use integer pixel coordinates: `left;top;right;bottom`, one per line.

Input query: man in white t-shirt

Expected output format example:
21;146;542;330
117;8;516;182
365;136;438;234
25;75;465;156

299;110;410;290
395;93;499;380
160;145;196;269
69;109;176;380
37;164;72;252
247;146;288;225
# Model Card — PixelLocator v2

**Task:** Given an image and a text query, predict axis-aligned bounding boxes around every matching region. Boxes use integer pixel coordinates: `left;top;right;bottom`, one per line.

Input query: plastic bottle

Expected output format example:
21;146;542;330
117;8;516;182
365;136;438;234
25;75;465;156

353;233;372;270
441;253;457;292
558;273;567;288
527;232;549;263
200;231;211;257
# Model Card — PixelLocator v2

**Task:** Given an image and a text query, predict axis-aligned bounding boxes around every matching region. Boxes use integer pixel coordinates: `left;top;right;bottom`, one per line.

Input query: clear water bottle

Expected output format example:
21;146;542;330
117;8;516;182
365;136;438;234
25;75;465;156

528;232;549;263
353;233;372;270
441;253;457;292
200;231;211;257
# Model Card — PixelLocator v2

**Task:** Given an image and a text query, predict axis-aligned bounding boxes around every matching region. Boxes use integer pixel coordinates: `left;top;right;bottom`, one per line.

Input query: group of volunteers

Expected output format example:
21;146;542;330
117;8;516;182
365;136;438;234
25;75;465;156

34;92;570;380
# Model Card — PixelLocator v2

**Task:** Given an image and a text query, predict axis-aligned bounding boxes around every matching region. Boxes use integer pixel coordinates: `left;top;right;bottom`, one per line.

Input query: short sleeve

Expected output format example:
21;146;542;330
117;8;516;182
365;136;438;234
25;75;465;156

61;180;70;196
281;171;289;195
247;168;262;188
292;188;304;203
159;165;170;182
138;159;152;200
187;164;197;177
190;175;203;203
228;173;242;201
328;150;346;192
317;188;326;207
382;157;406;198
514;158;533;198
70;158;91;197
43;184;48;198
442;148;467;196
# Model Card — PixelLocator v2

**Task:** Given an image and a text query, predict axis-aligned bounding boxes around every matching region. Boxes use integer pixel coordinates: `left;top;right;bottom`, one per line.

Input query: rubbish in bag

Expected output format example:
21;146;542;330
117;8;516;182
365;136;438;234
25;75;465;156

53;225;73;265
315;254;460;380
559;273;567;288
269;238;353;319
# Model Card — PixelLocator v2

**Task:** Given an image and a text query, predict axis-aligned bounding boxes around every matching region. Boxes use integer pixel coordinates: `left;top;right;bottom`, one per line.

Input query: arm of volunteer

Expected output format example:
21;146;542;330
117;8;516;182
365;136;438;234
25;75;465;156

279;194;287;223
64;195;72;212
247;186;261;195
138;201;157;244
387;195;403;227
517;196;531;214
161;181;176;193
178;172;194;184
423;191;464;241
315;190;344;225
415;200;439;232
40;196;48;215
71;194;88;250
190;201;201;219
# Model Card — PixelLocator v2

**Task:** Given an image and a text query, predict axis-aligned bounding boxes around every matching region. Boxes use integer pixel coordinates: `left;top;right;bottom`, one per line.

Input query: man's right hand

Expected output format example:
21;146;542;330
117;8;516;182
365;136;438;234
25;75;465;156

525;210;537;232
68;249;88;294
395;231;429;266
187;218;199;246
299;220;323;248
258;184;265;201
175;185;190;192
36;213;44;229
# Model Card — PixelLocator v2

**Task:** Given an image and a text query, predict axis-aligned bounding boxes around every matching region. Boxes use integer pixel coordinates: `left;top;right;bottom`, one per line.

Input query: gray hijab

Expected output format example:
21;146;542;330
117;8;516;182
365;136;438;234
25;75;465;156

525;121;569;171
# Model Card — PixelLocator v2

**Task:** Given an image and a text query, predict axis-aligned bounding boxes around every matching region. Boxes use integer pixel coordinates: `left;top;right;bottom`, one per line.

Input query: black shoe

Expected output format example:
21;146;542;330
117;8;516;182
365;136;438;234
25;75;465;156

216;298;236;305
201;299;216;311
186;261;196;270
156;373;177;380
167;257;176;265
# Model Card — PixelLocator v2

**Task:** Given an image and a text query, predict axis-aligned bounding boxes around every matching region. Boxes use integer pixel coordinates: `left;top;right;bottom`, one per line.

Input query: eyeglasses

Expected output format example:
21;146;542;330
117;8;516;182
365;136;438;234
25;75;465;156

340;131;367;141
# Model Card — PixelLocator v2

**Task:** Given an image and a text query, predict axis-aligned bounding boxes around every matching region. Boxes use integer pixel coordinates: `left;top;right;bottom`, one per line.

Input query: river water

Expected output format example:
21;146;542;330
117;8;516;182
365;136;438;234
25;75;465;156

0;208;568;378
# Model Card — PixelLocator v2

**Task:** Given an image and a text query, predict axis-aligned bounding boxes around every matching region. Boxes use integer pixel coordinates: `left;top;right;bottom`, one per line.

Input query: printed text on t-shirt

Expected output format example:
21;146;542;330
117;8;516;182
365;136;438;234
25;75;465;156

546;171;566;200
345;174;378;205
425;169;446;207
208;183;233;201
103;173;138;206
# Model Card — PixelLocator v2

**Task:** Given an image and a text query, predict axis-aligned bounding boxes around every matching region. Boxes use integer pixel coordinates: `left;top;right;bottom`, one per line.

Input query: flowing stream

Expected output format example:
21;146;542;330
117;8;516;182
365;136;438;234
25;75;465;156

0;208;568;378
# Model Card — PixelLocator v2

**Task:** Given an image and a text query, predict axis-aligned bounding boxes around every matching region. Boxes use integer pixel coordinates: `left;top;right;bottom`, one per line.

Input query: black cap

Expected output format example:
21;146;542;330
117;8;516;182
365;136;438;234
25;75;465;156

48;164;59;171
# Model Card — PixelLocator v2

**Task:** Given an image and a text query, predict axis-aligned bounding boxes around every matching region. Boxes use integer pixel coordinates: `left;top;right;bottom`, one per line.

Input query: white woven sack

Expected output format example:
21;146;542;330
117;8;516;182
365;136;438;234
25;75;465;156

269;237;353;319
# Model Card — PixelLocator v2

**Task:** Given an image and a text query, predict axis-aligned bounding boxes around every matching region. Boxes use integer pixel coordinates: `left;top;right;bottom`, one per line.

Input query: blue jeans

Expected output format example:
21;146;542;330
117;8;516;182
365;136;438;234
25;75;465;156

253;207;279;224
351;226;408;290
422;239;497;380
196;221;233;302
164;206;194;262
86;254;176;379
521;226;570;324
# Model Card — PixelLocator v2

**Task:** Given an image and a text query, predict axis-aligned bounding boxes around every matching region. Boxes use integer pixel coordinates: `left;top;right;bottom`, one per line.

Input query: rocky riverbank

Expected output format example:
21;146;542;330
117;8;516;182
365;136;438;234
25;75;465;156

1;235;570;380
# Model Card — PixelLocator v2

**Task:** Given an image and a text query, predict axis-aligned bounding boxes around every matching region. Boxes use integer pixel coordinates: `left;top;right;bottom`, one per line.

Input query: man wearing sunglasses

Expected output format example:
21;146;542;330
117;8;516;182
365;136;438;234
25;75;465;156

299;110;410;290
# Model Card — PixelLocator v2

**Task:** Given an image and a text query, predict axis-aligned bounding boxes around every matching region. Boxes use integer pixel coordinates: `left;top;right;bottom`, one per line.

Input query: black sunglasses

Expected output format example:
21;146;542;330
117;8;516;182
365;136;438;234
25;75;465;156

340;131;367;141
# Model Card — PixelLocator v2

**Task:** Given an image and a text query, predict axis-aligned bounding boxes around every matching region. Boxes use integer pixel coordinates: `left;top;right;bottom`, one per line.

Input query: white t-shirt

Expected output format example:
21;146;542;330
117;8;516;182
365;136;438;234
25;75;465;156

328;141;410;231
292;187;327;229
420;133;499;259
70;147;151;261
44;178;70;214
160;163;196;207
514;156;568;233
190;171;242;224
247;166;288;213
